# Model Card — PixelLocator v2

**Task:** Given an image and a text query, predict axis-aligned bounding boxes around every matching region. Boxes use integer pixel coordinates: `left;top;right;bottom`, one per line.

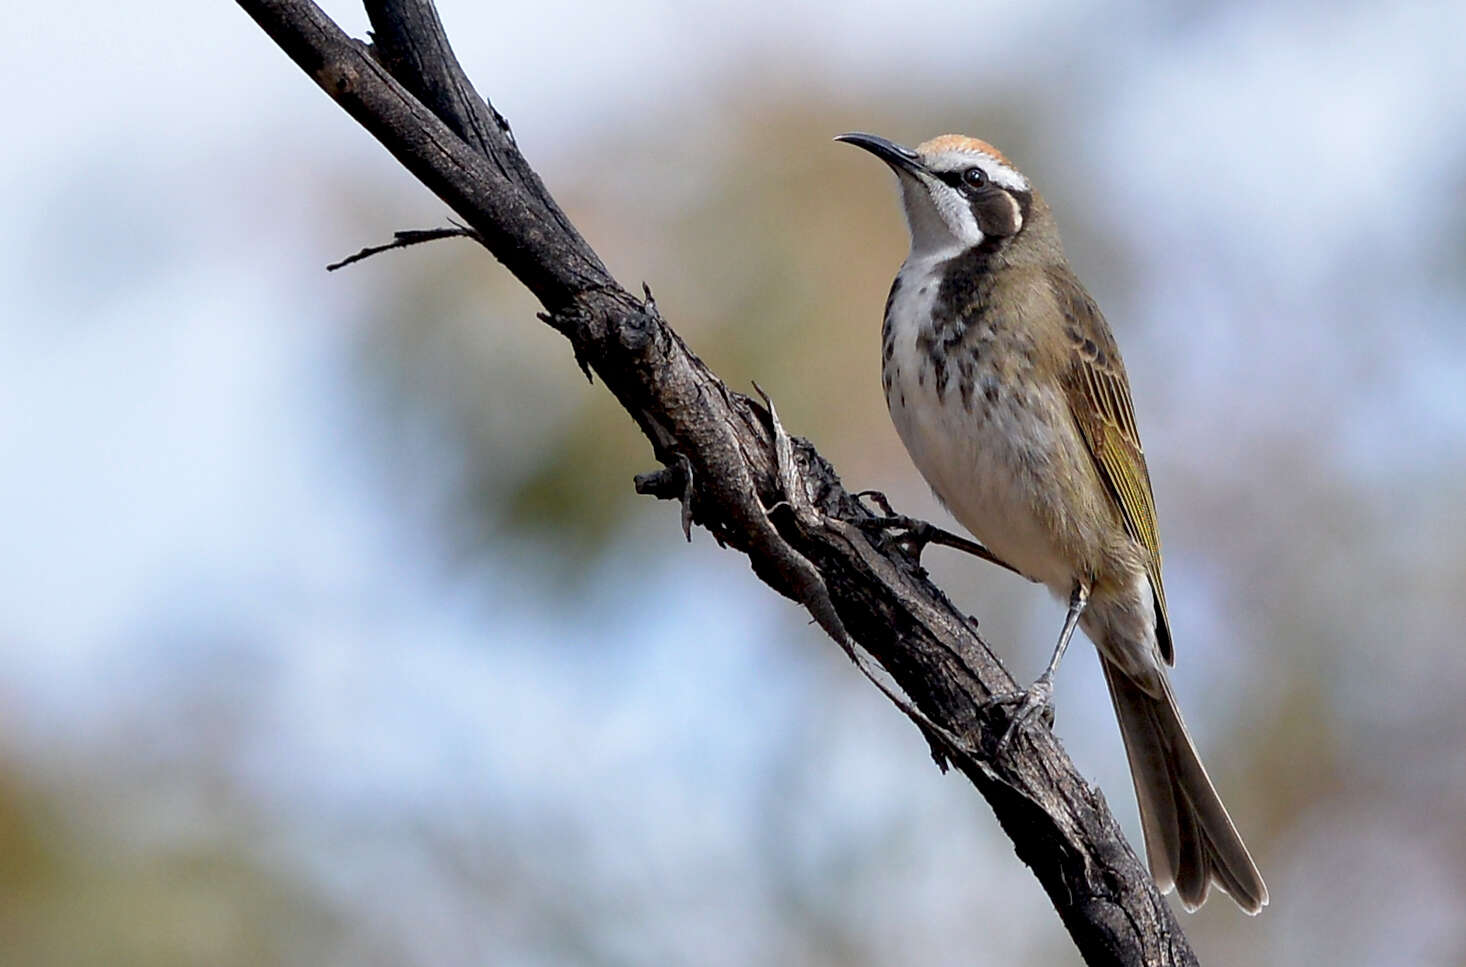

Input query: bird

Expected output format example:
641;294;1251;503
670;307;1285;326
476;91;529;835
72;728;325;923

835;131;1268;914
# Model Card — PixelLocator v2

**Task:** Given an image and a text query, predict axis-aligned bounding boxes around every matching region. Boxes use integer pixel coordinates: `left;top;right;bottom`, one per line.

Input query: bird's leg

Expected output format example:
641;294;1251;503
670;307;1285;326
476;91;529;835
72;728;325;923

993;582;1090;751
851;492;1023;577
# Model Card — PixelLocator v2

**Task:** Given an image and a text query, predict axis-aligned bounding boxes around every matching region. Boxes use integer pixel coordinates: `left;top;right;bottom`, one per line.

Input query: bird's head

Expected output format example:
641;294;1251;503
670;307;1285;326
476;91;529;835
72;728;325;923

836;132;1045;261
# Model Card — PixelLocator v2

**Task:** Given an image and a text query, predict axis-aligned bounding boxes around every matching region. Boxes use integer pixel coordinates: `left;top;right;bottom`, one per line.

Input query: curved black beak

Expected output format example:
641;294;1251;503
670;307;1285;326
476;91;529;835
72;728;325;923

835;132;925;176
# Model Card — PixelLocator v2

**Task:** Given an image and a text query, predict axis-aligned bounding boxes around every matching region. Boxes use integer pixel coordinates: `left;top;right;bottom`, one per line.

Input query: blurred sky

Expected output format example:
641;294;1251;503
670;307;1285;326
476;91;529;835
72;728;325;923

3;1;1466;965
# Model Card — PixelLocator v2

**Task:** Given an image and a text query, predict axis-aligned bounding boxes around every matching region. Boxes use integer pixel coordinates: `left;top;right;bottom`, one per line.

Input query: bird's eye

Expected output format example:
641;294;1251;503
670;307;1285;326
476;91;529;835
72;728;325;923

961;167;988;188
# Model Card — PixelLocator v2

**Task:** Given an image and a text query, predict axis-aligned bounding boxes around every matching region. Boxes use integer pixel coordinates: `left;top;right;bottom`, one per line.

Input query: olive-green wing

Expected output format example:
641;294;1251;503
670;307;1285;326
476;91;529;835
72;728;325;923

1050;267;1173;664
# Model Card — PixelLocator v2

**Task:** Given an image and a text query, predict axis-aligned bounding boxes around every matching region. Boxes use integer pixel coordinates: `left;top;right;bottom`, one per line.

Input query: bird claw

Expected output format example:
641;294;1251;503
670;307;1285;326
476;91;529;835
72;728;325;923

988;678;1056;753
853;489;897;518
849;509;937;561
849;499;1024;577
877;520;936;560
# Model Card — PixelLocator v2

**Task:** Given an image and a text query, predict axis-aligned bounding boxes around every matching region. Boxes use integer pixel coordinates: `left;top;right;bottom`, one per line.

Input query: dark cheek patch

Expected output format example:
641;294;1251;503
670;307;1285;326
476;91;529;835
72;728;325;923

971;190;1023;237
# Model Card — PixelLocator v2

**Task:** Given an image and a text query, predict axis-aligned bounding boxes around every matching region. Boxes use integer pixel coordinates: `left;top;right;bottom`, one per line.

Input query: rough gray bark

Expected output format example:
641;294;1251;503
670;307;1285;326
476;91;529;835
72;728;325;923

234;1;1201;962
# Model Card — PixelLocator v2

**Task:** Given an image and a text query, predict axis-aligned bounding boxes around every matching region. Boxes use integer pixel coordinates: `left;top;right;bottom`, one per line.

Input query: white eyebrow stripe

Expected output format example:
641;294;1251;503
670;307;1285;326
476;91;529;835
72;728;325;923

982;160;1029;192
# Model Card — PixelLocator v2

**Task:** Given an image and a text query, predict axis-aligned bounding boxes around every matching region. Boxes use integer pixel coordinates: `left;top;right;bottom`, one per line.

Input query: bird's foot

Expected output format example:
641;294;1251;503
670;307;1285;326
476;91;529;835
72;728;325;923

853;489;898;518
986;677;1057;754
850;494;1022;576
852;512;942;562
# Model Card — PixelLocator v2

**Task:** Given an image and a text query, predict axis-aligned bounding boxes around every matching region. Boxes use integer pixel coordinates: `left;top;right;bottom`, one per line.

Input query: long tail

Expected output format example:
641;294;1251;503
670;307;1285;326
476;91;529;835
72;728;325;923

1101;657;1269;914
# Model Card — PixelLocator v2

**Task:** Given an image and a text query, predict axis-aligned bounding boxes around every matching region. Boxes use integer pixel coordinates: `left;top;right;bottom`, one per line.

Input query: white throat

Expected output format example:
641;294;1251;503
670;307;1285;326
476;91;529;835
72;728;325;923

897;176;984;261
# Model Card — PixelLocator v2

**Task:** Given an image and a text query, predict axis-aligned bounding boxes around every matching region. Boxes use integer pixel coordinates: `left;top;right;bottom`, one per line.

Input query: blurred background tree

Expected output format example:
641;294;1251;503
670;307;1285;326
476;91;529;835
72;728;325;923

1;1;1464;964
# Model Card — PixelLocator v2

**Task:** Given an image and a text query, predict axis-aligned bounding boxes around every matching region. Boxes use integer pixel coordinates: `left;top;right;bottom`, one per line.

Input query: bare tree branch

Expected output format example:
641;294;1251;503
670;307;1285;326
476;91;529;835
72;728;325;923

326;224;479;270
234;1;1201;962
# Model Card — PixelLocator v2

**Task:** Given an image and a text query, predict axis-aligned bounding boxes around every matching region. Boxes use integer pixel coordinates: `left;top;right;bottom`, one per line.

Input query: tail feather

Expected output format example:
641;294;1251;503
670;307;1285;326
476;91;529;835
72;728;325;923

1101;658;1268;914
